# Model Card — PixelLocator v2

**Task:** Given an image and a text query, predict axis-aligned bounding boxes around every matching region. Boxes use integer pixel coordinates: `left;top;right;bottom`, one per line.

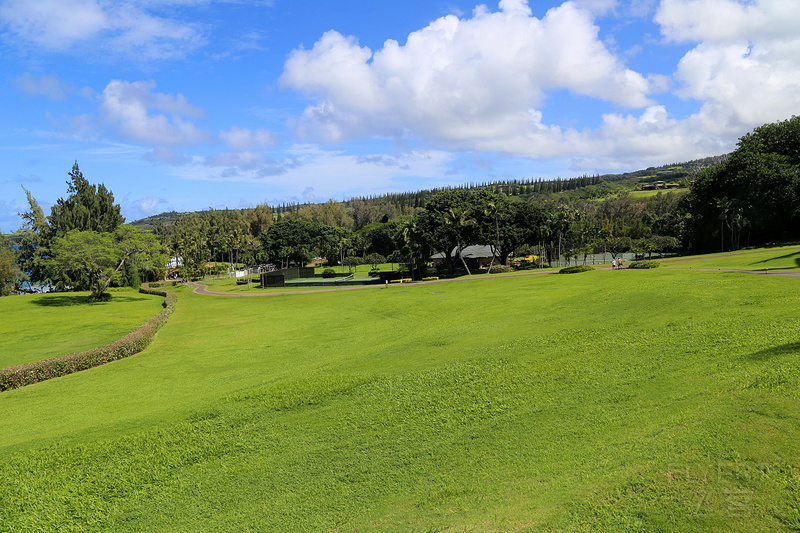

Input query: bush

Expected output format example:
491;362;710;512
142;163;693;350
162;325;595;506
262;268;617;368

145;281;178;288
368;270;381;278
628;260;660;269
0;286;177;392
322;268;337;278
559;265;595;274
487;264;514;274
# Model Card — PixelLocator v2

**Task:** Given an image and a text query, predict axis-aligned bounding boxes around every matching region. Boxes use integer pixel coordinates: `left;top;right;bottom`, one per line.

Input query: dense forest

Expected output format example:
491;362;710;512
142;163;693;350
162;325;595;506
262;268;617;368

3;116;798;290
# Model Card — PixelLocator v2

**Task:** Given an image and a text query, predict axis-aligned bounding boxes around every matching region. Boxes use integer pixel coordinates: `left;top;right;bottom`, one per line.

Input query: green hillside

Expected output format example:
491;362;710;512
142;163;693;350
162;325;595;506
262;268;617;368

129;157;714;230
2;250;799;531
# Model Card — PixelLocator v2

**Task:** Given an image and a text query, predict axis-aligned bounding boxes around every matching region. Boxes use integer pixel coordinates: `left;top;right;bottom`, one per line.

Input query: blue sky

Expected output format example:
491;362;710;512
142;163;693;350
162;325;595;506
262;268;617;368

2;0;799;232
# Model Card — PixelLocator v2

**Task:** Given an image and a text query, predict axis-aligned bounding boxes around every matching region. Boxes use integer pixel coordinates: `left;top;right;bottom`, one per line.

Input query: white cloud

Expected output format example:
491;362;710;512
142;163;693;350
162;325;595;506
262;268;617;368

218;127;277;150
281;0;653;149
0;0;204;60
13;73;69;101
174;146;459;201
144;147;190;165
205;150;267;170
98;80;209;146
276;0;800;171
656;0;800;134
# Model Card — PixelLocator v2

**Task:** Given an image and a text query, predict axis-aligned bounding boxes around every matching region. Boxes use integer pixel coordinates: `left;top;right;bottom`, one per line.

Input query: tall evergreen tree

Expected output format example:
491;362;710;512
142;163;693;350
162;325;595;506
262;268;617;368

48;162;124;239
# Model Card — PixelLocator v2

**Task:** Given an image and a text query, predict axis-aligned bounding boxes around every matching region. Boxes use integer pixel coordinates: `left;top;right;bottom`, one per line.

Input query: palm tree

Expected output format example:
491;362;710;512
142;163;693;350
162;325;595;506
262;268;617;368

484;200;506;273
444;207;475;275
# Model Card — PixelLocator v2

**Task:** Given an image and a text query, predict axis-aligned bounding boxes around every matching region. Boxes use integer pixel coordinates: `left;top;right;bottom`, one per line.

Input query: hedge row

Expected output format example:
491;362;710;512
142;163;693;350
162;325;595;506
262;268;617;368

559;265;595;274
0;286;177;392
627;260;661;269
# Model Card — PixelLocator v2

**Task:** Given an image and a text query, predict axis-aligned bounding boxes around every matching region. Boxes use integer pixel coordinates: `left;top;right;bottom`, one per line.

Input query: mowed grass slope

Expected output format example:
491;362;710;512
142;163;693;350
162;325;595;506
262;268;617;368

1;267;799;531
660;245;800;272
0;290;166;368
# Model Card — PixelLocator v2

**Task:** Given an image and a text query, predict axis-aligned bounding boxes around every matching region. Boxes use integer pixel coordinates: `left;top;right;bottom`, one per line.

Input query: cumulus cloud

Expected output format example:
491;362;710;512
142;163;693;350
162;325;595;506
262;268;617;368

656;0;800;135
281;0;653;150
277;0;800;170
0;0;204;60
218;127;277;150
98;80;209;146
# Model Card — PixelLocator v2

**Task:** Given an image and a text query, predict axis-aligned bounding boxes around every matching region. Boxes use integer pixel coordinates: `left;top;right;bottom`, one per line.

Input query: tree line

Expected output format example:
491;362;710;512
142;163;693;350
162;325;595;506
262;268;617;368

2;116;798;294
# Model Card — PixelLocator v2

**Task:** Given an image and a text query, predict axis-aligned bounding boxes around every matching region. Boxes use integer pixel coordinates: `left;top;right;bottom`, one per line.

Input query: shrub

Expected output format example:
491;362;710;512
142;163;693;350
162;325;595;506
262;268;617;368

0;287;177;392
322;268;337;278
559;265;595;274
487;264;514;274
368;270;381;277
146;281;178;288
628;260;661;269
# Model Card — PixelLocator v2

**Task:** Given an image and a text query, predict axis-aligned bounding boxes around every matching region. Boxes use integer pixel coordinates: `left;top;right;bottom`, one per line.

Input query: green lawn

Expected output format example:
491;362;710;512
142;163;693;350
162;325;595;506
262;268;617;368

1;264;799;531
314;263;405;277
629;188;687;199
660;245;800;272
0;289;166;368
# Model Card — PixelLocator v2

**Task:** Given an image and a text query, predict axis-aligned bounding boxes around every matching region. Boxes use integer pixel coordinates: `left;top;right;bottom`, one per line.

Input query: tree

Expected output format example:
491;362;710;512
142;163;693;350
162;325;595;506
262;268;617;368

443;207;475;275
48;226;167;301
363;253;386;271
342;256;361;272
484;200;506;272
603;236;632;261
681;116;800;251
260;219;318;268
411;189;494;275
14;187;50;286
48;161;124;239
650;235;680;258
249;202;273;238
0;230;21;296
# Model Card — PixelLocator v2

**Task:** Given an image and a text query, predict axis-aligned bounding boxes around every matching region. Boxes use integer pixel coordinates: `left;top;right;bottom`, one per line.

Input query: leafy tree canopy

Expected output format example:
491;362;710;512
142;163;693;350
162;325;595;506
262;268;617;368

682;116;800;251
48;226;167;301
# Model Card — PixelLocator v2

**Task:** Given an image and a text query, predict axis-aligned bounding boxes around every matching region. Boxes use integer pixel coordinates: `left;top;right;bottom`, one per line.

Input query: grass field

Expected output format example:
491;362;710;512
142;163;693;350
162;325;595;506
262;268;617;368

628;189;687;199
660;245;800;272
0;289;166;368
1;251;799;531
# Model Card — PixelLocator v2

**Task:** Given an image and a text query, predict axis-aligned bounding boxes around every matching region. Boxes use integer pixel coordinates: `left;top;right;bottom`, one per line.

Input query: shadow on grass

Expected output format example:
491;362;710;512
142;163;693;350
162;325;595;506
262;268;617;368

747;342;800;361
751;251;800;265
31;294;148;307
